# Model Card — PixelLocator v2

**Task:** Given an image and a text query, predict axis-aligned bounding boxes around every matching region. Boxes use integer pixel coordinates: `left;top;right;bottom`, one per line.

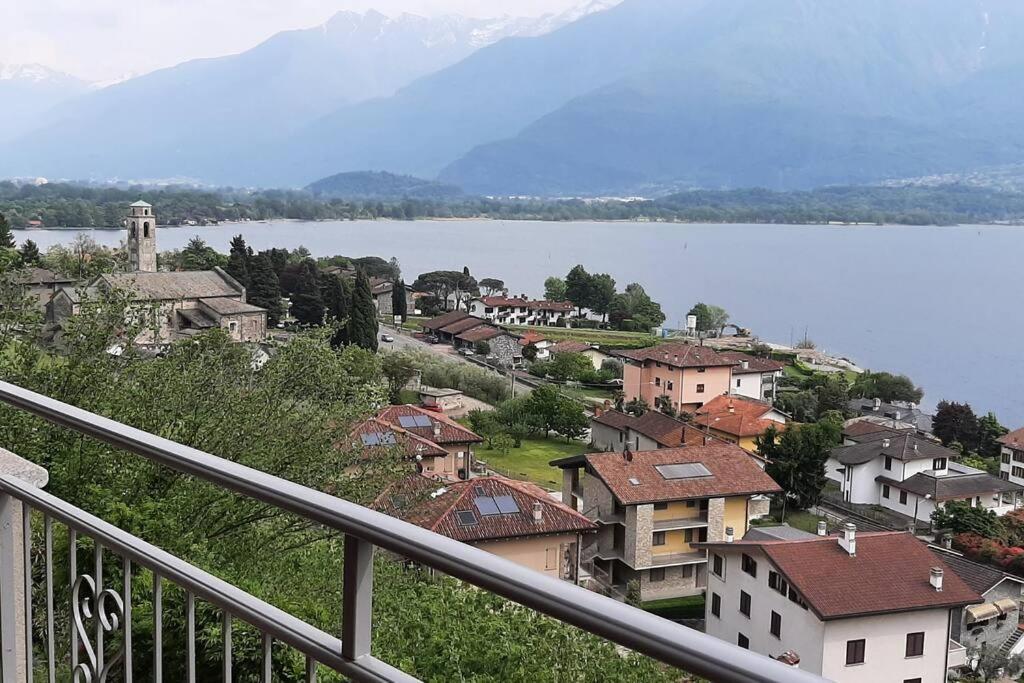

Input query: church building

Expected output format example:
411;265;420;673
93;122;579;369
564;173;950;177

50;201;267;345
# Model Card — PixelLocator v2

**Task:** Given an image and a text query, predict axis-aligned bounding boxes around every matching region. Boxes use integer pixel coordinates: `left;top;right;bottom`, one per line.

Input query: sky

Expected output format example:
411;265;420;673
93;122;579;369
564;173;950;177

0;0;585;83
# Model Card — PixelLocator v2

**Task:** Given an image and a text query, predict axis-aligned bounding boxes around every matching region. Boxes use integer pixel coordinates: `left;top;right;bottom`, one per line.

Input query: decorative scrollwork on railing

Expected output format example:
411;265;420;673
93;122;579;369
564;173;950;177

72;575;126;683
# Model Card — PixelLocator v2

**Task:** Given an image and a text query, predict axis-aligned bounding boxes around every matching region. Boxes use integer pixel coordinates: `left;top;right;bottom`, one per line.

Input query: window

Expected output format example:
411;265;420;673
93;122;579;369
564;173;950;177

884;456;893;471
682;564;693;578
712;554;725;578
882;484;890;499
905;632;924;657
1002;453;1011;464
768;570;788;596
653;502;669;511
1013;466;1024;479
696;384;705;393
1015;451;1024;463
1001;471;1010;481
741;553;757;578
652;531;666;546
736;378;742;387
545;547;558;571
143;221;150;238
684;529;694;543
130;221;137;238
650;568;666;582
770;611;782;638
686;500;696;508
655;377;661;387
932;457;947;471
899;490;908;505
666;381;674;391
737;633;749;649
903;679;922;683
739;591;751;617
846;639;865;665
710;592;721;617
228;321;238;334
697;367;706;373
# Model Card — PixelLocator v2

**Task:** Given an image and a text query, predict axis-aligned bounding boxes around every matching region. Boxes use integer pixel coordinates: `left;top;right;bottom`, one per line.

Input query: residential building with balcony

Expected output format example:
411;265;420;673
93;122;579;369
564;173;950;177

999;427;1024;486
826;428;1022;523
614;343;737;413
693;395;788;453
467;296;575;327
717;352;785;401
368;405;483;481
700;527;981;682
373;474;597;581
551;443;781;601
590;408;710;453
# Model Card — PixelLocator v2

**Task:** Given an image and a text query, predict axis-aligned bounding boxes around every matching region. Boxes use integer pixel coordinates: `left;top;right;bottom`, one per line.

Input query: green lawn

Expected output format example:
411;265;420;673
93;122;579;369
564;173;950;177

508;325;657;350
751;510;828;535
397;389;420;405
642;595;706;621
474;436;589;489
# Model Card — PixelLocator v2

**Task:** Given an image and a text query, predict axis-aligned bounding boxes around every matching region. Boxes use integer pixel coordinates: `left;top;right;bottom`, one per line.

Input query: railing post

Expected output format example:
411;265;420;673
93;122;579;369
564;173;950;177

0;449;49;682
341;535;373;662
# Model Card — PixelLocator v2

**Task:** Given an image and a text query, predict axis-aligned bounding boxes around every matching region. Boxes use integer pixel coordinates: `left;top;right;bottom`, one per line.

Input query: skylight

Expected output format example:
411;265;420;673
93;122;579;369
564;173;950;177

655;463;713;480
455;510;478;527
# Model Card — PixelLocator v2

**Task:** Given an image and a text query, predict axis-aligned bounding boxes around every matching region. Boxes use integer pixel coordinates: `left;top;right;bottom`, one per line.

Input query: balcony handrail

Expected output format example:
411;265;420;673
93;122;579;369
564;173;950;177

0;380;824;683
0;474;414;683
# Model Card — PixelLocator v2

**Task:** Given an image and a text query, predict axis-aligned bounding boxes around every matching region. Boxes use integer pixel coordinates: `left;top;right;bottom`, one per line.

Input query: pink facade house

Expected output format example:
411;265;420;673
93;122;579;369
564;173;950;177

615;343;737;413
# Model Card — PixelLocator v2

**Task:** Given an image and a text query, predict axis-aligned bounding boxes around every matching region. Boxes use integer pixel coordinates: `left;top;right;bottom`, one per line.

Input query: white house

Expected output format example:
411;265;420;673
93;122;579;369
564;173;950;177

999;427;1024;486
826;428;1022;523
467;296;575;327
700;526;982;682
717;352;785;401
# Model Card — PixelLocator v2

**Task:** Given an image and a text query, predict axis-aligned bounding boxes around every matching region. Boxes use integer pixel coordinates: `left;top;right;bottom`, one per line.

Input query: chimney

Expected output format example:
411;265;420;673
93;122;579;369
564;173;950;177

914;443;919;454
727;400;735;414
839;523;856;556
741;360;750;370
433;423;441;437
533;501;543;523
817;520;827;536
930;567;943;592
623;444;633;463
873;398;881;411
725;527;734;542
894;410;902;421
881;438;890;448
942;536;953;550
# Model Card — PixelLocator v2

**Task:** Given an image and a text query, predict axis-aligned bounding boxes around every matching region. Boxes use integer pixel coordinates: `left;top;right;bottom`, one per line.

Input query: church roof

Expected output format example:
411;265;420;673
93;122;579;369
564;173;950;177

129;200;152;207
199;297;266;315
97;269;241;301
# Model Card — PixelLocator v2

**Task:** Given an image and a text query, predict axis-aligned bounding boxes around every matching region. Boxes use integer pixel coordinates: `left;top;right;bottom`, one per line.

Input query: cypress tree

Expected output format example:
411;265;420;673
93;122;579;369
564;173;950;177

290;259;325;326
391;278;408;322
17;239;40;266
347;270;379;351
246;253;284;325
226;234;250;287
0;214;15;249
323;273;349;323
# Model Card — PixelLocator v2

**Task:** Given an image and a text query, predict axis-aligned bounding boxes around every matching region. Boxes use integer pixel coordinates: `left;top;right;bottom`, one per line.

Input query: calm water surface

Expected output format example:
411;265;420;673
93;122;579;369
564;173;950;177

15;220;1022;424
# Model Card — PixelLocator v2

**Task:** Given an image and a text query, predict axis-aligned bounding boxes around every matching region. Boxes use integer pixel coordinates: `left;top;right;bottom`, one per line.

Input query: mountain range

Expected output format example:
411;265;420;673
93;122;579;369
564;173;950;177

0;64;90;144
3;0;1024;196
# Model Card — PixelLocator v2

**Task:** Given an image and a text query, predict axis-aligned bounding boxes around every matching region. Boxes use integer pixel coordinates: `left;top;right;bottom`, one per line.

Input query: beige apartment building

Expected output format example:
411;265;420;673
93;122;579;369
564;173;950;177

615;343;737;413
552;443;780;601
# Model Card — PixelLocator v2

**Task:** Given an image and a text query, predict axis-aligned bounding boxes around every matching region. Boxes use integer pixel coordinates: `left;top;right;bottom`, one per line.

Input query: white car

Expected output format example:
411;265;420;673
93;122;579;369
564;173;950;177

380;334;395;343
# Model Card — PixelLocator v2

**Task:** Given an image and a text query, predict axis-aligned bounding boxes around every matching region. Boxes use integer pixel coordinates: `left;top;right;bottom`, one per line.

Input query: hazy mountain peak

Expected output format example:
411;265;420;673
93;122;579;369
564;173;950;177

0;63;85;86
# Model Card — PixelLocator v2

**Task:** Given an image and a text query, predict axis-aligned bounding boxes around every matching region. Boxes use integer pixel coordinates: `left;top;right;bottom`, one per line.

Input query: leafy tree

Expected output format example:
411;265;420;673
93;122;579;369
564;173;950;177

473;340;492;356
815;374;851;418
391;278;408;322
758;422;838;519
608;283;666;331
970;644;1024;683
225;234;250;287
381;353;418;403
522;343;538;362
524;385;587;439
931;502;1003;539
625;397;649;417
546;352;595;382
42;235;120;279
933;400;981;452
352;255;399;280
544;276;568;301
346;270;379;352
479;278;505;295
850;370;923;403
978;411;1009;458
246;253;284;325
411;270;464;309
17;239;40;266
290;259;325;326
564;265;593;316
322;273;350;324
0;213;14;249
589;273;616;322
687;303;729;334
180;236;226;271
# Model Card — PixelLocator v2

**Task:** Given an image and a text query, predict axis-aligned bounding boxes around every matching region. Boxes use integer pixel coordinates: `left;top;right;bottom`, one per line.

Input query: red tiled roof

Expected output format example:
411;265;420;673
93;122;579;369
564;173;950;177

528;300;574;311
422;310;470;331
440;316;488;335
584;444;781;505
519;332;547;346
551;340;594;354
478;295;530;307
843;420;899;439
716;351;785;375
999;427;1024;450
347;417;447;459
701;532;983;620
376;404;483;445
592;409;710;448
693;395;786;438
456;325;504;343
373;475;597;543
614;343;738;369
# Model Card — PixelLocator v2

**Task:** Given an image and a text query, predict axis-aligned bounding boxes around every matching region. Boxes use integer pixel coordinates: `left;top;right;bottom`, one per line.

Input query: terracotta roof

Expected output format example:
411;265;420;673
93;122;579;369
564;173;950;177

701;532;983;620
477;295;530;307
456;325;504;343
373;475;597;543
581;444;781;505
614;343;738;369
519;331;547;346
347;417;447;459
528;300;574;311
999;427;1024;450
422;310;471;331
97;269;241;301
842;421;904;440
375;404;482;445
693;395;786;438
592;409;708;448
551;340;596;354
831;433;955;465
439;316;488;335
716;351;785;375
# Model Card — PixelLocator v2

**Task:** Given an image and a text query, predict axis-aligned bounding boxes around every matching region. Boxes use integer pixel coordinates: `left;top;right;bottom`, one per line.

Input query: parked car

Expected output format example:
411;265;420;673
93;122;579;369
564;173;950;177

458;348;474;356
381;334;395;343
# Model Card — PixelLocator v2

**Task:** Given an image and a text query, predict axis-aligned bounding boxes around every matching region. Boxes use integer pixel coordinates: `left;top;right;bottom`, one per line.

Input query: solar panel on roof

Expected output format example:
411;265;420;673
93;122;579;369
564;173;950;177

474;496;500;516
494;495;520;514
414;415;433;428
397;416;419;428
655;463;713;480
378;431;397;445
456;510;478;527
361;433;380;446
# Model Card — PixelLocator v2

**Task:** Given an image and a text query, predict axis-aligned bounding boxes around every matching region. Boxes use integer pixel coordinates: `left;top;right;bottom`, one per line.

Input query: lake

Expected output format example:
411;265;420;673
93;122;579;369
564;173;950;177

14;219;1023;425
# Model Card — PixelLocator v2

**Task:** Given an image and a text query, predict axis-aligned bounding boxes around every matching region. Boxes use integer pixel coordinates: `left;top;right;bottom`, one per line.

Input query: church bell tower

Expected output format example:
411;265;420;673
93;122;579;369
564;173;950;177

127;201;157;272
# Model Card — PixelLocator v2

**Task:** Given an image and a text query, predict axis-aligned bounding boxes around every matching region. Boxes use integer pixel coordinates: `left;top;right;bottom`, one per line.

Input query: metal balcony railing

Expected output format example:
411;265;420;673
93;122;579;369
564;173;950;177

0;380;825;683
